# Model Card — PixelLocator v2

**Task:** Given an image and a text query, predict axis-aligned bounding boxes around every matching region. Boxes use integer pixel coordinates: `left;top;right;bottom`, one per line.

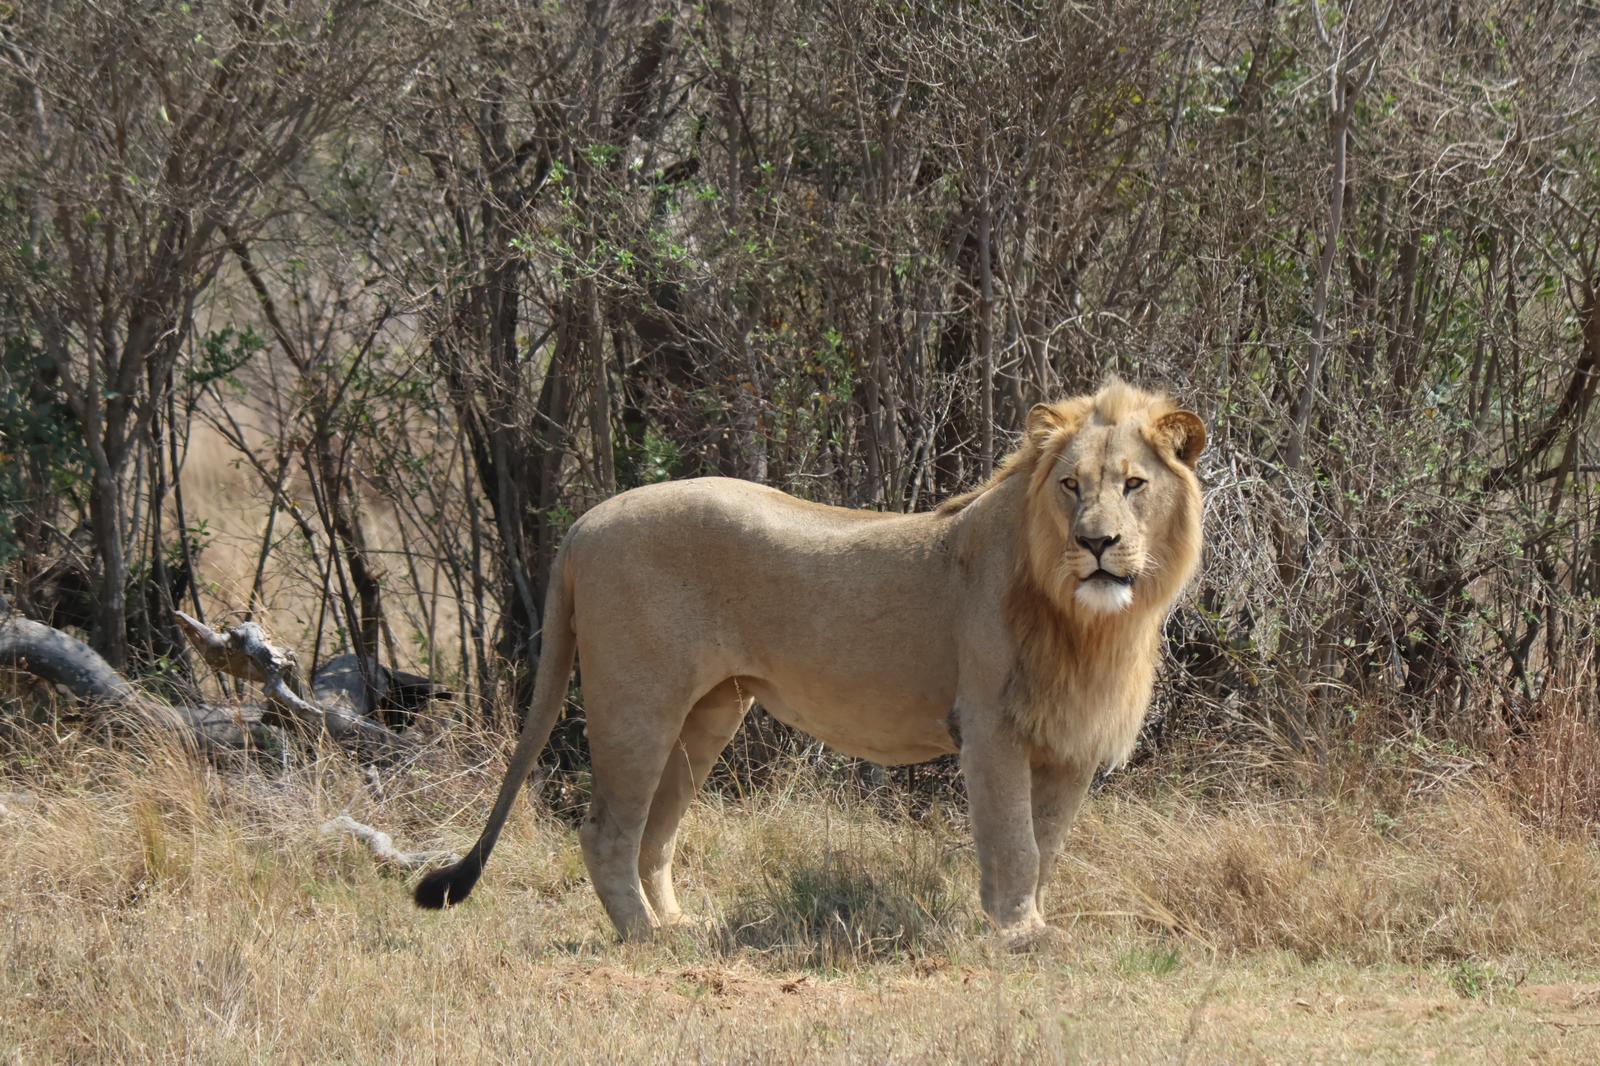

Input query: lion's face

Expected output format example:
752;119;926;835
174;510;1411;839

1025;389;1205;617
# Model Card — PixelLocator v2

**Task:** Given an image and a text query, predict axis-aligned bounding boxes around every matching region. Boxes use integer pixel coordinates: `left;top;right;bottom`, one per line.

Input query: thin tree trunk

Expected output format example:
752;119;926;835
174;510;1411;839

978;195;996;473
89;460;128;670
586;271;617;497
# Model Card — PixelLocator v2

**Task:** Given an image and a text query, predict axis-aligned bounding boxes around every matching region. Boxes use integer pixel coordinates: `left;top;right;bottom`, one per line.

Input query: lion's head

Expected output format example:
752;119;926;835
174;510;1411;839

1020;381;1205;619
940;380;1206;626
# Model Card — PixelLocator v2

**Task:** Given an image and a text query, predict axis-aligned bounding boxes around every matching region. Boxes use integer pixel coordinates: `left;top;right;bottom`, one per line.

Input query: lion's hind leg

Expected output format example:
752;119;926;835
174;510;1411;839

638;678;751;927
578;679;702;941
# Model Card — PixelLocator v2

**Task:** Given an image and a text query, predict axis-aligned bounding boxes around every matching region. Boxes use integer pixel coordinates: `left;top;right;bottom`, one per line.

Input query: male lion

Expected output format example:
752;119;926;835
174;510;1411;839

415;380;1205;945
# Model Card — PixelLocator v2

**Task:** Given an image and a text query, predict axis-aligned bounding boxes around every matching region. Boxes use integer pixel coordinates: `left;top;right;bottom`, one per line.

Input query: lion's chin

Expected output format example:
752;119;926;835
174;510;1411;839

1073;579;1134;615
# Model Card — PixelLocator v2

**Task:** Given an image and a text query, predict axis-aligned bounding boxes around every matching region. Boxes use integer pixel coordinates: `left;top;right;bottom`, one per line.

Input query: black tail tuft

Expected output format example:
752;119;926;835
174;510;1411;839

413;855;482;909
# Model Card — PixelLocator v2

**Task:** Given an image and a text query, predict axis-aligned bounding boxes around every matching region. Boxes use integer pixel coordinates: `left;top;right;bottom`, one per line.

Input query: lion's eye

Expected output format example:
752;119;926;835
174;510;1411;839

1124;477;1147;494
1061;477;1079;494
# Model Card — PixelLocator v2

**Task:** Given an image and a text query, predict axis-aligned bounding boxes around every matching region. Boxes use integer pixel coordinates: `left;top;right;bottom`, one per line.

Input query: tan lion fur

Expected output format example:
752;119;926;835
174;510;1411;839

414;379;1206;947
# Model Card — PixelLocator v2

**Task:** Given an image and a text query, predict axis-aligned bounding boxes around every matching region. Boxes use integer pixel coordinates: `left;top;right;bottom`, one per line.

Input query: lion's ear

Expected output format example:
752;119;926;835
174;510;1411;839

1026;400;1087;448
1026;403;1064;438
1156;410;1206;468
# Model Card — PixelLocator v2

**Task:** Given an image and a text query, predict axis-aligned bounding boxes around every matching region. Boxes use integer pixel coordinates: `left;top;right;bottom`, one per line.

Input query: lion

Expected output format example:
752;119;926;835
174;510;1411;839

414;379;1205;946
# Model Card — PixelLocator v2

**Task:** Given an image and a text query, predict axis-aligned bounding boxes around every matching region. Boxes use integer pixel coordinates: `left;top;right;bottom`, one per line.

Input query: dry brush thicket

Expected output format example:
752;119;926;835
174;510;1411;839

1;1;1598;800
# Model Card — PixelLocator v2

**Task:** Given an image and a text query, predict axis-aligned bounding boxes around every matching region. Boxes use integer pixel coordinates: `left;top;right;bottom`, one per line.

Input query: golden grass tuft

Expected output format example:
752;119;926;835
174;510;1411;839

1059;779;1600;965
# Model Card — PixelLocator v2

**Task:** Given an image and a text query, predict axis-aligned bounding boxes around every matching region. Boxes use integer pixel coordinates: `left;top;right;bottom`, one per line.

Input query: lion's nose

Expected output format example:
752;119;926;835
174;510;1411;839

1077;534;1120;558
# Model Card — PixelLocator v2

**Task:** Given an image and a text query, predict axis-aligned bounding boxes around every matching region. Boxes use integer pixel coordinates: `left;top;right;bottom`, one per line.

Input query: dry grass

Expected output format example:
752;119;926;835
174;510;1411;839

5;726;1600;1064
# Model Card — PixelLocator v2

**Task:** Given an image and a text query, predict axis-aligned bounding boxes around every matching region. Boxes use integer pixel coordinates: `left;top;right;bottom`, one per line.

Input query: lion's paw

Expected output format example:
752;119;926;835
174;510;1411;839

658;912;720;934
994;921;1065;955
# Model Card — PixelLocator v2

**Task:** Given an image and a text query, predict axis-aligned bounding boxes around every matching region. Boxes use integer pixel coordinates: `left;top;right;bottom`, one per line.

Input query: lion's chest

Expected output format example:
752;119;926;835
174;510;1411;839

1009;654;1157;769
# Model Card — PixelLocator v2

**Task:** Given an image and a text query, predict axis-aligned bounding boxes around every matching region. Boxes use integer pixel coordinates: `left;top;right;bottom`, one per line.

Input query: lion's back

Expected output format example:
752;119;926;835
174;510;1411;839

560;477;945;658
568;477;897;559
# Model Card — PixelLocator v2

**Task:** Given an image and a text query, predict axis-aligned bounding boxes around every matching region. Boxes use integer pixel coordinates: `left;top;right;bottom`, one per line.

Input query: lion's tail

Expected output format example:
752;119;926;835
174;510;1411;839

413;547;577;910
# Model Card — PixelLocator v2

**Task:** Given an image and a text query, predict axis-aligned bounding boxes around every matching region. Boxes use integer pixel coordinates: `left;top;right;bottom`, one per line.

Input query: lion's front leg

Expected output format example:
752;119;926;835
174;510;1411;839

1030;759;1094;916
958;709;1047;944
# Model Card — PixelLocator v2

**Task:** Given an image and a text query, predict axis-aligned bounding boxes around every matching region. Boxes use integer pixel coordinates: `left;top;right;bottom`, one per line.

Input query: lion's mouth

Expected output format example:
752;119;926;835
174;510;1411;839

1083;568;1134;588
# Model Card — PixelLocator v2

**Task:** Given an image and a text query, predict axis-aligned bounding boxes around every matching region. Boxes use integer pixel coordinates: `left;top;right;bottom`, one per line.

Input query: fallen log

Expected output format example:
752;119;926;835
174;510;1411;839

311;653;447;731
0;612;283;754
1;605;416;763
173;612;413;762
0;611;138;704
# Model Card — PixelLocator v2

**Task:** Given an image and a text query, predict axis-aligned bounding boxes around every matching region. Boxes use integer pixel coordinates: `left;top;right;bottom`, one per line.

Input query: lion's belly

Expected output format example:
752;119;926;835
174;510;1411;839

738;676;958;766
